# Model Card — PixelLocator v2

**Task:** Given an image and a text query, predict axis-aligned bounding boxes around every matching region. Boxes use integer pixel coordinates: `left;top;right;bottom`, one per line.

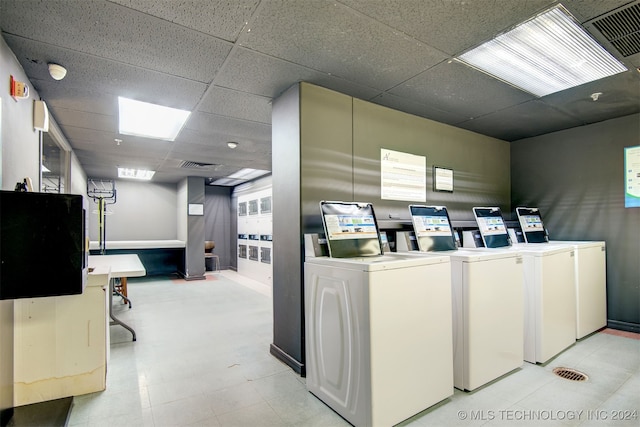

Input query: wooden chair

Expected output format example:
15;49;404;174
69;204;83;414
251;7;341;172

205;240;220;272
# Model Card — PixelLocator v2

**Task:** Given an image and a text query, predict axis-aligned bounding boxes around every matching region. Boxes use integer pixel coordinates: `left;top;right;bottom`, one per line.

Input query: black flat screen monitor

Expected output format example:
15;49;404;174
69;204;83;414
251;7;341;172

319;201;382;258
409;205;457;252
472;207;511;248
0;191;86;299
516;207;548;243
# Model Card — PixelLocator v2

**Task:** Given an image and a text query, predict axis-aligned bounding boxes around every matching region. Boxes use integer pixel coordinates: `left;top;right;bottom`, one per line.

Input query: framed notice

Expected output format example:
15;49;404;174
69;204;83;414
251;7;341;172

433;166;454;192
188;203;204;216
380;148;426;202
625;146;640;208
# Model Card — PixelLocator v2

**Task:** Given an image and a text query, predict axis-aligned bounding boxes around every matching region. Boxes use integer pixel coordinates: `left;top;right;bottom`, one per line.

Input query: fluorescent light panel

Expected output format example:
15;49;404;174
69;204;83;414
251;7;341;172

456;5;627;97
228;168;270;180
210;168;270;186
118;167;155;180
118;97;191;141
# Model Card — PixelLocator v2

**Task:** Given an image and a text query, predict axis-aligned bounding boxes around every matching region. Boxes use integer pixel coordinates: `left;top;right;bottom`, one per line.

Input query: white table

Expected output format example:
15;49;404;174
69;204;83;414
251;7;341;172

89;254;146;341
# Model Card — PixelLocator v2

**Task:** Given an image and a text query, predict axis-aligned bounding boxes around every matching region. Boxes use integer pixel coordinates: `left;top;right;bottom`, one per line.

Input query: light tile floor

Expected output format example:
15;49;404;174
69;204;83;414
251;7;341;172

68;271;639;427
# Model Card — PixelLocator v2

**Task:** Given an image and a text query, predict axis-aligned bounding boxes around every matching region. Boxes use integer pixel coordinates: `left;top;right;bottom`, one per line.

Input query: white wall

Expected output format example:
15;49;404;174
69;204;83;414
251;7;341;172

1;36;40;192
88;179;178;241
234;176;273;286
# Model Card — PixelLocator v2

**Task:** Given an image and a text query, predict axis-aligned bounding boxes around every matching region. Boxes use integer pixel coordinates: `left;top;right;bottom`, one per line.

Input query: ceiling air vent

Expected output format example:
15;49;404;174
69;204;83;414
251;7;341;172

179;161;218;169
588;1;640;57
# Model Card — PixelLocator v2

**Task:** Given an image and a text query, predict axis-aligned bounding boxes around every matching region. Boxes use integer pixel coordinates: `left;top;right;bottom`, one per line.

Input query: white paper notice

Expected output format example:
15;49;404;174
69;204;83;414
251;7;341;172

380;148;426;202
625;146;640;208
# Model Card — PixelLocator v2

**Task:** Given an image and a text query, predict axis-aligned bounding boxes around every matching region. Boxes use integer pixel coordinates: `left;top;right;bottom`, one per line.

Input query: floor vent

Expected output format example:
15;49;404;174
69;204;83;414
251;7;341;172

553;367;589;382
588;1;640;57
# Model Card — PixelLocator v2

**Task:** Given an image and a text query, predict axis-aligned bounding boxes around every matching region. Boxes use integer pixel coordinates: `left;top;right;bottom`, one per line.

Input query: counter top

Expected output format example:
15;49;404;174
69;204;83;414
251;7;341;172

89;240;186;250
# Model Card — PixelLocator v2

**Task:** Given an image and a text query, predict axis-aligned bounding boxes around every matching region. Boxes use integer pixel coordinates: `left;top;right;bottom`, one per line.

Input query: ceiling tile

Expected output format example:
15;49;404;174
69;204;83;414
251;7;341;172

0;0;232;82
369;92;468;126
237;0;449;90
52;107;116;133
3;35;208;110
562;0;634;21
198;86;272;124
108;0;260;42
341;0;555;55
216;47;382;101
185;112;271;143
389;60;535;119
456;100;585;141
542;71;640;124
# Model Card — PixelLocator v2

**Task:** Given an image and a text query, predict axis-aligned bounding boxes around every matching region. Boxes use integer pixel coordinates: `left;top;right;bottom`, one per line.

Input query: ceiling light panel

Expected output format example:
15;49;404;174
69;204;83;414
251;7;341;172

117;167;155;180
118;97;191;141
456;5;627;97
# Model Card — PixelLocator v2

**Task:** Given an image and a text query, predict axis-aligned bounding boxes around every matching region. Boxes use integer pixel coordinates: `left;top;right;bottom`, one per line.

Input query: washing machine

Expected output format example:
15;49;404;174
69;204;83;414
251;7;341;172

304;201;454;427
403;205;524;391
516;207;607;339
471;207;576;364
549;241;607;339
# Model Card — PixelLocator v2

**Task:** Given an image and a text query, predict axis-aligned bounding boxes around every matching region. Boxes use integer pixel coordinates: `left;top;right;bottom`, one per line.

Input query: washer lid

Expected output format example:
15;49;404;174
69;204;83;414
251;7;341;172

510;243;574;256
446;248;522;262
549;240;605;249
305;253;450;271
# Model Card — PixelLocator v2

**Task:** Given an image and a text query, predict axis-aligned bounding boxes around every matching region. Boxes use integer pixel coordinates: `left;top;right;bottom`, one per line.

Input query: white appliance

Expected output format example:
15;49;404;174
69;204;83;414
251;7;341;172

405;205;524;391
305;201;454;426
449;250;524;390
510;243;576;363
515;206;607;340
550;241;607;339
305;253;453;427
471;207;576;363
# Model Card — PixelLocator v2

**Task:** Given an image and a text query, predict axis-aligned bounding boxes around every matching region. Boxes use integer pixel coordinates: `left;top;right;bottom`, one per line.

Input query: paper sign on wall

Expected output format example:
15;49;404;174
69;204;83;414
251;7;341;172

625;145;640;208
380;148;426;202
188;203;204;215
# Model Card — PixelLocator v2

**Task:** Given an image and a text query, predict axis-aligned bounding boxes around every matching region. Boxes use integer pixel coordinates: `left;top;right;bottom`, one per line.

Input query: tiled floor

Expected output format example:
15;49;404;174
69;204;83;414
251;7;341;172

68;271;639;427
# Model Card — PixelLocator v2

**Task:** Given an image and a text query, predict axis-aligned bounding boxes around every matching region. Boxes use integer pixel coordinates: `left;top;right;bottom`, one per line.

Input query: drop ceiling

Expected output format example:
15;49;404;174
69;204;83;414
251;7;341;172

1;0;638;184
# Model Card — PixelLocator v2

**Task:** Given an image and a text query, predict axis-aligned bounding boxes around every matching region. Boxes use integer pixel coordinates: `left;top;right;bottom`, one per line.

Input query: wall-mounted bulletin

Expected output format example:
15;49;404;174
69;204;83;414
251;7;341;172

380;148;426;202
248;199;259;215
625;146;640;208
433;166;454;192
238;202;247;216
188;203;204;215
260;196;272;214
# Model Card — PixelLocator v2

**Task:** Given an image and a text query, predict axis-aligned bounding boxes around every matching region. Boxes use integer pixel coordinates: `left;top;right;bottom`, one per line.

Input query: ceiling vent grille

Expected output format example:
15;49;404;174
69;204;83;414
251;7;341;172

179;161;217;169
589;2;640;57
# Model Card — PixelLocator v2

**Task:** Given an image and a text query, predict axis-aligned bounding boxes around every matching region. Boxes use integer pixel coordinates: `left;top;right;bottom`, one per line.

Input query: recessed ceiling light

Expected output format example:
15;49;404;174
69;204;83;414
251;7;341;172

455;4;627;97
210;168;269;186
228;168;269;180
227;142;238;149
117;167;155;180
118;96;191;141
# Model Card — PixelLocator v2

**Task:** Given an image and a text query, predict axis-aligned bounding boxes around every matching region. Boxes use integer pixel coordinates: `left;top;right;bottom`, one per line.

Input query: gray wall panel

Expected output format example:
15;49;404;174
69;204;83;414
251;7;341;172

272;84;304;372
353;99;511;223
300;83;354;233
511;114;640;331
185;176;205;279
271;82;515;374
204;185;232;269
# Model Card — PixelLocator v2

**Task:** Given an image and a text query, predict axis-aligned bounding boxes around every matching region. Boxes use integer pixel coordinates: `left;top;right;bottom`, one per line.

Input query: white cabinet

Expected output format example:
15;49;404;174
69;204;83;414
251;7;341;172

13;267;110;405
